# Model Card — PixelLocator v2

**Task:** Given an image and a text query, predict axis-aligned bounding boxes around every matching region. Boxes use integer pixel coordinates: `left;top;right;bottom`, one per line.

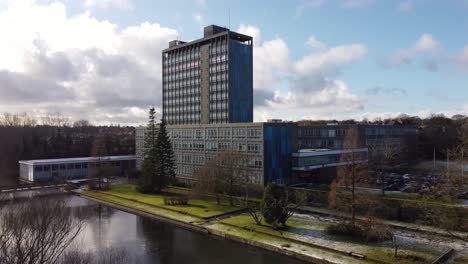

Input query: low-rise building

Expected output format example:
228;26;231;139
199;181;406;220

19;155;136;183
292;148;368;183
136;122;296;185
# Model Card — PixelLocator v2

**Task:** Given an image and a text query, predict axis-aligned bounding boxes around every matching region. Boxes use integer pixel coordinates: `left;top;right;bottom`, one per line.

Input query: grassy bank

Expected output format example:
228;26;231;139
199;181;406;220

79;184;448;264
93;184;241;219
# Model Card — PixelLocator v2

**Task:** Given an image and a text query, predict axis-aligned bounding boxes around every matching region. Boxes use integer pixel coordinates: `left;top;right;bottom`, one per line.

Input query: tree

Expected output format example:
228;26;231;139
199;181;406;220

88;131;112;190
192;151;248;206
260;183;306;229
138;108;158;193
328;126;368;226
368;139;403;196
192;158;224;204
417;127;468;244
73;119;91;128
41;112;70;127
153;120;176;193
261;183;288;228
0;198;84;264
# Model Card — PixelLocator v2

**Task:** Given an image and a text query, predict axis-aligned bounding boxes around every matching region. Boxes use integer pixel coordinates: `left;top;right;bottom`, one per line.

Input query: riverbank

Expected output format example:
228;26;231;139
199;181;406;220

77;184;450;264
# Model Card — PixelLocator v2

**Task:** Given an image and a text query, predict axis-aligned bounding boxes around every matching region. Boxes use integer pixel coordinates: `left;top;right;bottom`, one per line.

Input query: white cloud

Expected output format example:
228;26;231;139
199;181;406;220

305;36;326;51
237;25;367;122
384;33;440;68
0;0;177;125
295;0;326;17
294;44;367;75
84;0;133;10
238;24;261;45
195;0;207;6
354;105;468;121
193;13;204;25
340;0;375;9
0;2;369;124
398;0;413;12
414;34;439;52
458;45;468;67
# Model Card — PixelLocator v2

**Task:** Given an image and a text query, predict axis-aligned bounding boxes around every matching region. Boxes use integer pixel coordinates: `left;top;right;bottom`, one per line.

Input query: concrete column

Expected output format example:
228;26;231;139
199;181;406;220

200;44;210;124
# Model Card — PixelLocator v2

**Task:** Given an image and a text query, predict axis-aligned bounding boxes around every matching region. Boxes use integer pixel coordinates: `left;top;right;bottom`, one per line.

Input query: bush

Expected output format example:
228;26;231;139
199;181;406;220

171;179;191;188
326;221;392;242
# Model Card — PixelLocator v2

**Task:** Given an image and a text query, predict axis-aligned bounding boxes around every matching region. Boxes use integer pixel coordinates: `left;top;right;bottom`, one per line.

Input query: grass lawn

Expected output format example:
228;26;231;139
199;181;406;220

221;214;441;264
207;223;366;264
452;255;468;264
100;184;242;219
81;190;201;224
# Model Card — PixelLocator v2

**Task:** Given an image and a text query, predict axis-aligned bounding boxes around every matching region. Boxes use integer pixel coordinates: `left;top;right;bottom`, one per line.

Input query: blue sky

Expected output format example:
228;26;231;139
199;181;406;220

0;0;467;124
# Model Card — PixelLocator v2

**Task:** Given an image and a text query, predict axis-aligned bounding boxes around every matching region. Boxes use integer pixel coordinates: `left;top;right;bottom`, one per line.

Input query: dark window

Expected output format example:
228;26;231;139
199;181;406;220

52;165;58;171
66;164;74;169
43;165;50;171
82;163;88;169
75;163;81;169
59;164;66;170
35;166;43;172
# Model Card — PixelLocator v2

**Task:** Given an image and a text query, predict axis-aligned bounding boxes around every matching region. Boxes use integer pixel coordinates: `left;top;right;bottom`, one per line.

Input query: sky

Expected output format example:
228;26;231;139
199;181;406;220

0;0;467;125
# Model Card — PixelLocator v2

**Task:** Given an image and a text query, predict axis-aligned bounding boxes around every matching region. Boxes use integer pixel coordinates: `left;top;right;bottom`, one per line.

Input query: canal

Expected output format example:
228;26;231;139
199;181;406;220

61;194;306;264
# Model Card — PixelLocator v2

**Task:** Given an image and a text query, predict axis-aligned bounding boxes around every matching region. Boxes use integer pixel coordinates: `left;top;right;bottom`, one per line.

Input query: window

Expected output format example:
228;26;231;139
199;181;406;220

233;127;246;138
247;127;261;138
207;128;217;139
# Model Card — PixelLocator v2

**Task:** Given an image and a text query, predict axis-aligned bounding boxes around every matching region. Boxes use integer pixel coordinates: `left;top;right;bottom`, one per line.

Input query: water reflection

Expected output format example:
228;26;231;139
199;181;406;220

62;195;305;264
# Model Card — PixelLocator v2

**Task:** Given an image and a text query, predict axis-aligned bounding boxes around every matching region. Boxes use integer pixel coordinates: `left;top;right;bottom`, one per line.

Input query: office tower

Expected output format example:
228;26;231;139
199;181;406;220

162;25;253;125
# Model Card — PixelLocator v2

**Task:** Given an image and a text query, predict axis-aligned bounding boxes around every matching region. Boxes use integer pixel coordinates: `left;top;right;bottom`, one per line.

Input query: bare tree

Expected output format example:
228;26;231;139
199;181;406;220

88;131;112;190
192;159;224;204
217;151;249;206
73;119;92;128
0;112;37;127
368;139;403;196
0;198;84;264
407;126;468;245
329;126;368;226
41;112;70;127
239;184;264;225
192;151;249;206
60;247;131;264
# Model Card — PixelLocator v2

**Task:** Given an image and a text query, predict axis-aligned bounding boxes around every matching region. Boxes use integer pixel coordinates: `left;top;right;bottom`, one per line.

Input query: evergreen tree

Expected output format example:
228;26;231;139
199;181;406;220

261;183;288;228
138;108;158;193
154;120;176;192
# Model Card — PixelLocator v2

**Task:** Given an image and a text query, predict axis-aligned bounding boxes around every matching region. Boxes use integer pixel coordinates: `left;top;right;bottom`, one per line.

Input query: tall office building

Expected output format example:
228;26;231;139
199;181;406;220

162;25;253;125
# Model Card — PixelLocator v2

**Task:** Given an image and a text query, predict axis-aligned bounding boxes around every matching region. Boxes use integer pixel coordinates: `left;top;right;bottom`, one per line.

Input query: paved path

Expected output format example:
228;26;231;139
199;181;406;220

297;205;468;239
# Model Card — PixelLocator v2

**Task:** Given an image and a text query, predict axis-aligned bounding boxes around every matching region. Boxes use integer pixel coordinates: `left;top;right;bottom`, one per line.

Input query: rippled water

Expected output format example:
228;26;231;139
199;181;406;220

60;195;306;264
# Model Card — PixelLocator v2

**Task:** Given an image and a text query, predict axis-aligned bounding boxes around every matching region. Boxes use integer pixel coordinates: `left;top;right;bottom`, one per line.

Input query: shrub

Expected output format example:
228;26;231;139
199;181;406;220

326;221;392;242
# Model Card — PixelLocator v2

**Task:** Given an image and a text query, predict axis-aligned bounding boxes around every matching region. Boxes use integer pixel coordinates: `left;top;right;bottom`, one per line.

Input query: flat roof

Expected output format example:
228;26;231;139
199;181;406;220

163;30;252;52
19;155;136;166
293;148;368;158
